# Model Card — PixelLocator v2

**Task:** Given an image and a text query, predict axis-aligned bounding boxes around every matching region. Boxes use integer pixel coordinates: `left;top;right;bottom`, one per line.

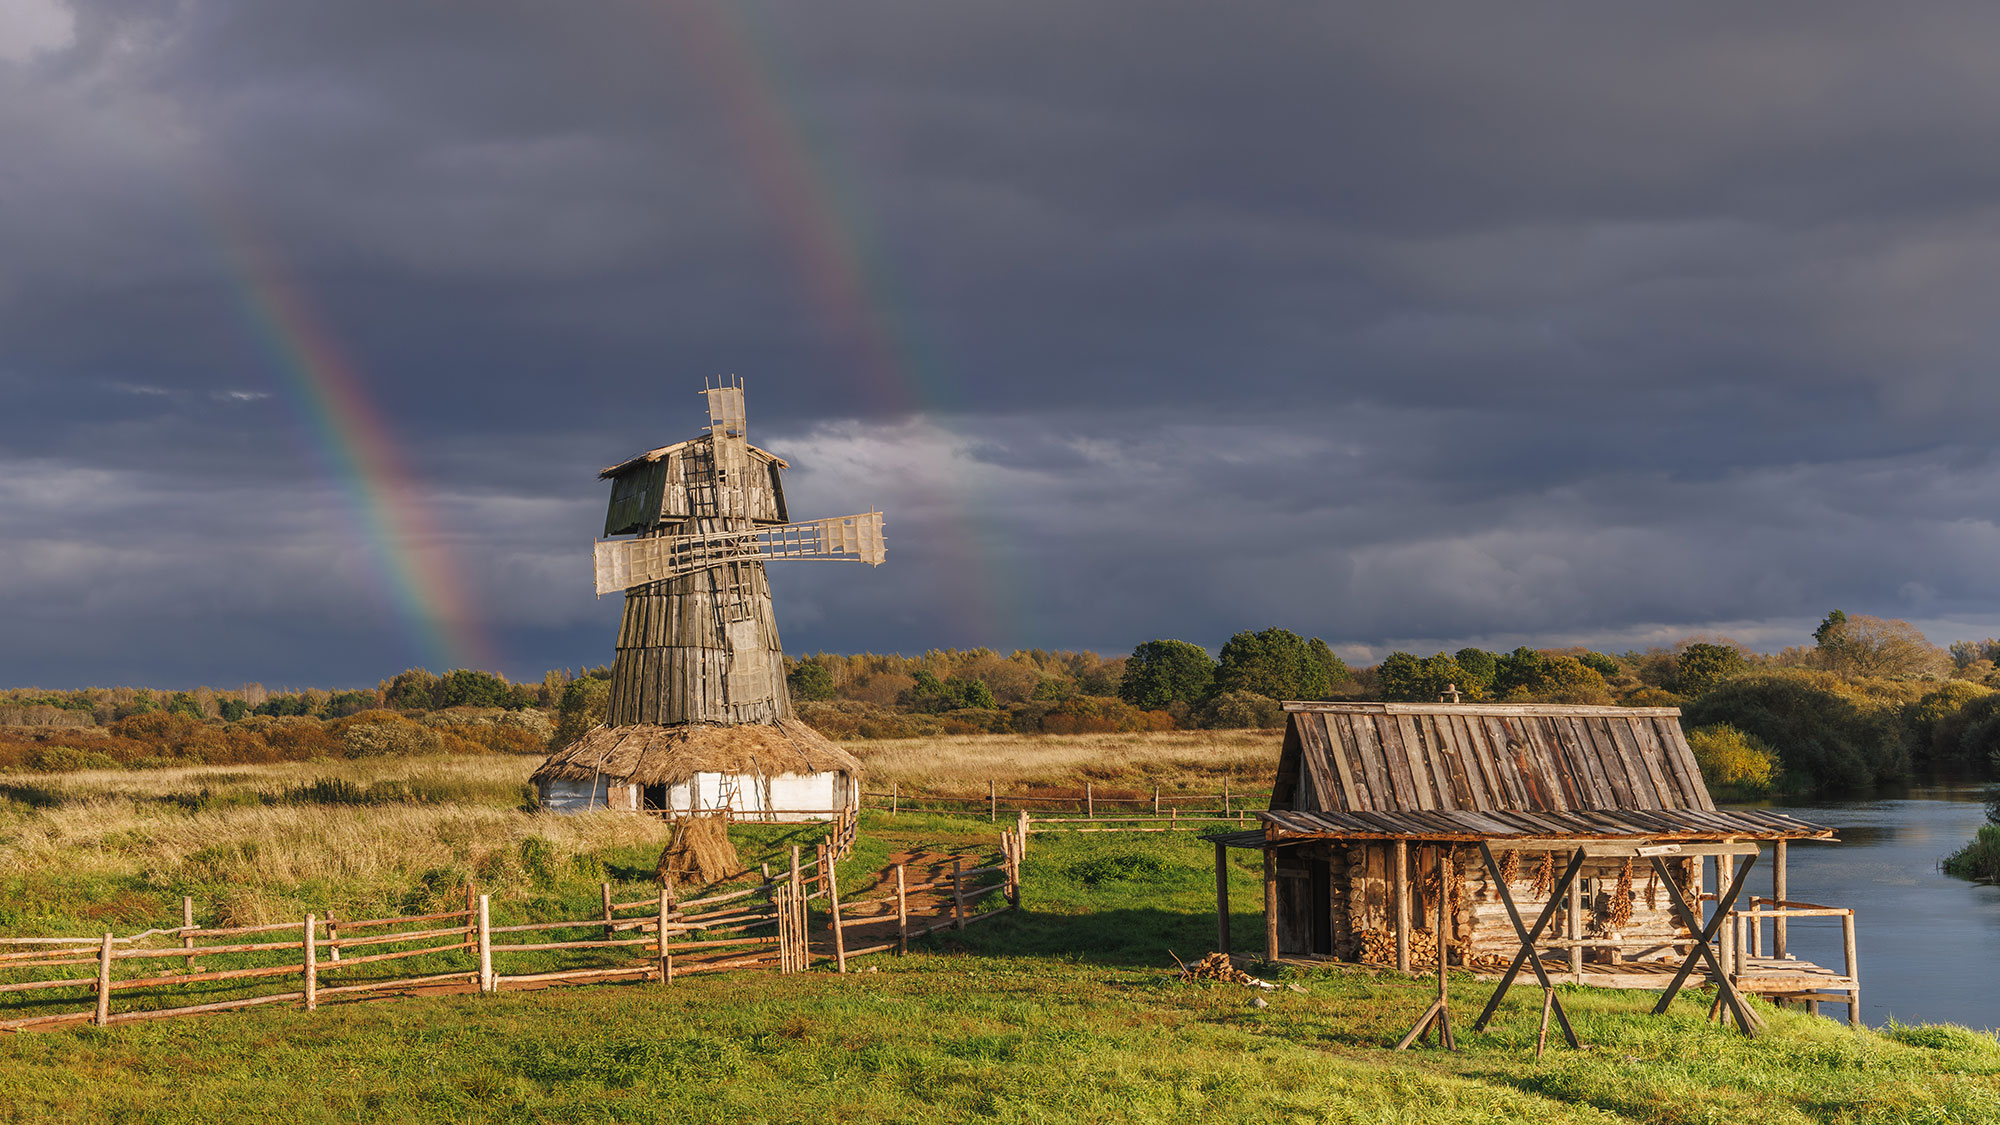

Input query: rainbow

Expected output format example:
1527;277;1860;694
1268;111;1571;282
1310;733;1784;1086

209;209;495;673
657;0;1024;646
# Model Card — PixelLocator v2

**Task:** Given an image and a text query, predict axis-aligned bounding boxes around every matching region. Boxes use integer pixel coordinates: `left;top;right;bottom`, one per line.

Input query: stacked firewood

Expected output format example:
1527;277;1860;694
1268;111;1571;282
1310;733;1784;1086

1180;951;1257;984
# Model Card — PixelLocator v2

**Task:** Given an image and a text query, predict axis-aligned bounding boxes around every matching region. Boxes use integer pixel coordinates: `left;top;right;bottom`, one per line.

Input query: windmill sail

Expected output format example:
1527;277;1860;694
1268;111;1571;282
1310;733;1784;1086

594;510;886;595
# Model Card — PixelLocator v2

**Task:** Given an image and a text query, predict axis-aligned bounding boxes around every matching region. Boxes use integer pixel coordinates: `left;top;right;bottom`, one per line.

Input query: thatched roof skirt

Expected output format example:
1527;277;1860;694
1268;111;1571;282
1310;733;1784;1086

531;719;860;787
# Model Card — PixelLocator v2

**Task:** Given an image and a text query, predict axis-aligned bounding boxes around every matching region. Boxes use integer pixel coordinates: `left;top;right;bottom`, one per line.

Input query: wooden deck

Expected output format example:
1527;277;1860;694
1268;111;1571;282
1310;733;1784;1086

1465;954;1857;999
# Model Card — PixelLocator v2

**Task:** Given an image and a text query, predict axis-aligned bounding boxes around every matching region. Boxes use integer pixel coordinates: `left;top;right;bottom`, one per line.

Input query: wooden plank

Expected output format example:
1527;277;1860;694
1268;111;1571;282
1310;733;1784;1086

1430;715;1478;811
1505;719;1558;809
1488;712;1528;800
1393;715;1438;810
1296;714;1338;812
1372;717;1420;810
1602;718;1659;810
1447;714;1496;812
1632;717;1693;809
1329;715;1371;810
1316;714;1360;811
1347;716;1393;813
1656;718;1716;811
1546;717;1597;810
1563;717;1617;808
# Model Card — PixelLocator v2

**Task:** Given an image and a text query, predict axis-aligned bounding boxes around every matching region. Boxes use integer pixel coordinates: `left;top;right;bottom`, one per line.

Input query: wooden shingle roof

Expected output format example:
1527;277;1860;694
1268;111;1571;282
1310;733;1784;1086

1273;702;1712;815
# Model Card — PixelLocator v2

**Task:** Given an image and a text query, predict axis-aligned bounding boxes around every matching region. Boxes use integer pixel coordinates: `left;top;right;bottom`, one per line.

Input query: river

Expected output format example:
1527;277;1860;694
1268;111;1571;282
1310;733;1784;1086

1729;783;1998;1029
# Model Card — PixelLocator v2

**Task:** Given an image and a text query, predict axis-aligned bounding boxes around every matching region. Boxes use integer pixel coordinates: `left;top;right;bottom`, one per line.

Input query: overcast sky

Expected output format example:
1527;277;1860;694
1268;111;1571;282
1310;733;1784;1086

6;1;2000;689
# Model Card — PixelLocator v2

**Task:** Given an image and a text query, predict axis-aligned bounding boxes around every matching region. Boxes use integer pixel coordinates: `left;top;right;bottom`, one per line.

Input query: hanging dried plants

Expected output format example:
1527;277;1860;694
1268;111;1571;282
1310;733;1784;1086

1530;851;1555;899
1644;868;1659;911
1499;848;1521;886
1608;859;1635;929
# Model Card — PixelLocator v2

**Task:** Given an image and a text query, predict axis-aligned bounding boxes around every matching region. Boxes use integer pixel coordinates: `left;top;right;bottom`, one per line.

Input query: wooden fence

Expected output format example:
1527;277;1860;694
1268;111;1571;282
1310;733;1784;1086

0;831;1021;1033
870;782;1270;824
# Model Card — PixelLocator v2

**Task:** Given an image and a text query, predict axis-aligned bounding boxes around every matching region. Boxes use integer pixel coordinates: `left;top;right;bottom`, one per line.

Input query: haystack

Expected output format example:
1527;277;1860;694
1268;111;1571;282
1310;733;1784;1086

656;815;743;887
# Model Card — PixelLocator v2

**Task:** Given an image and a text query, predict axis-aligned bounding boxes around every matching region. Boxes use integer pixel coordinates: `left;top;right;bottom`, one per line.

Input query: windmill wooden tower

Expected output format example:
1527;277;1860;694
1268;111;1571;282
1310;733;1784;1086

532;378;884;818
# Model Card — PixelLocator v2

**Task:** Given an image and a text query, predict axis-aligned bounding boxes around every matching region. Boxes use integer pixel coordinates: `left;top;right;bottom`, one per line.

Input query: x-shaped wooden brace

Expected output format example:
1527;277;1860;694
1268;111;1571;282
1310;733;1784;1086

1472;842;1583;1049
1649;853;1764;1036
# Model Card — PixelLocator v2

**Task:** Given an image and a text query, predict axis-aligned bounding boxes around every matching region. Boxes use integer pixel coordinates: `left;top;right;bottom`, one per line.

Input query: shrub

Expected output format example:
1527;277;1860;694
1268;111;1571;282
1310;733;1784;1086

1685;724;1778;793
334;712;444;757
1204;691;1283;730
1683;671;1906;790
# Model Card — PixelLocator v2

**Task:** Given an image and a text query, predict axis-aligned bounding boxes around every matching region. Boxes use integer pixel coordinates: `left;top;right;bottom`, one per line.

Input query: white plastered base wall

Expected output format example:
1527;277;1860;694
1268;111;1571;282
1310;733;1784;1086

537;776;640;812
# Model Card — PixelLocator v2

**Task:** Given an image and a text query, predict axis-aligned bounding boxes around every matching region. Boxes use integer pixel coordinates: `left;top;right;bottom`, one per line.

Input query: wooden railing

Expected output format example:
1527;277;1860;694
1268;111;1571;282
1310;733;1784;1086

0;832;1024;1032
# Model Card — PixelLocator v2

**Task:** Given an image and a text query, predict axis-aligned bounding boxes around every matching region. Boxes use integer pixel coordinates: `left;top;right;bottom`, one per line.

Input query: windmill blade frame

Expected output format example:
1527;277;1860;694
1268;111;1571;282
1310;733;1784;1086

594;511;886;596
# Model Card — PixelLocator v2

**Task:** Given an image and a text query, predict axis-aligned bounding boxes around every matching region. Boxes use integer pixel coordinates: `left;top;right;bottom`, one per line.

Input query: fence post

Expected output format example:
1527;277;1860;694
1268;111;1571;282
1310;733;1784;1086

891;782;898;817
1843;910;1860;1028
95;932;113;1027
989;779;997;822
1004;833;1020;907
896;864;910;954
477;894;494;993
658;883;674;984
827;846;847;973
181;896;197;971
1223;779;1230;816
1153;787;1160;815
792;846;809;969
304;914;318;1012
1086;783;1093;818
327;912;341;963
601;882;614;939
952;858;965;931
1017;809;1031;857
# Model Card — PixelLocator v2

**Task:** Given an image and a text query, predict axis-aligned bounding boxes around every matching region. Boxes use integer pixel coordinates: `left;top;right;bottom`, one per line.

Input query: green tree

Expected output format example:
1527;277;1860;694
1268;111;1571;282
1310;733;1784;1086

787;661;837;703
1377;652;1471;702
1454;648;1498;693
1683;671;1907;790
1120;640;1216;709
1811;613;1947;678
1214;628;1349;701
219;698;249;722
1492;647;1546;697
549;677;610;749
383;668;442;711
1575;651;1619;678
1675;643;1748;697
435;669;511;709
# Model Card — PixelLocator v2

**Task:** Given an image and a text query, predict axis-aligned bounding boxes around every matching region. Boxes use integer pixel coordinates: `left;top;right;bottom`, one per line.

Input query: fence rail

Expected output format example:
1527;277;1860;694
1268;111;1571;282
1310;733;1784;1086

0;828;1025;1033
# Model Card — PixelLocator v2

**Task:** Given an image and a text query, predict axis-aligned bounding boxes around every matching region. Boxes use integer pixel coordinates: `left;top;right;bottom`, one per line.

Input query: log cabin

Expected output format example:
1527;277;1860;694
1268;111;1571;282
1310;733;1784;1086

1212;702;1860;1023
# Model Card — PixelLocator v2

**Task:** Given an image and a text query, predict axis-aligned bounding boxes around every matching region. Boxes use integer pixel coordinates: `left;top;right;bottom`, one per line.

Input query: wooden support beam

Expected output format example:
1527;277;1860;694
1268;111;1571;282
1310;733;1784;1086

1648;854;1762;1036
1843;910;1860;1029
1774;840;1788;960
1395;850;1456;1051
1263;849;1278;964
1214;841;1231;955
1471;844;1581;1048
1394;839;1411;973
1568;868;1583;984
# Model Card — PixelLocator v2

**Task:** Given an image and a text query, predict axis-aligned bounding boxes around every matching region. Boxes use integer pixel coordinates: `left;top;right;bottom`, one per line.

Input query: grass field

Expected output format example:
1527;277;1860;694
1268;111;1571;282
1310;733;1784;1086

1;734;1996;1123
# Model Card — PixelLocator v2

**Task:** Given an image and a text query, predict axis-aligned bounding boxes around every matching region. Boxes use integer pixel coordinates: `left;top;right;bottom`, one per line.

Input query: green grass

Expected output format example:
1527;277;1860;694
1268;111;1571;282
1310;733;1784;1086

3;772;1998;1122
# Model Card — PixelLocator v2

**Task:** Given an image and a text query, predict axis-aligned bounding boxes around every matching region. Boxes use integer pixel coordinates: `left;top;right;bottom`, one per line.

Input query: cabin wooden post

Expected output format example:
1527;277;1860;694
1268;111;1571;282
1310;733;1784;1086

1214;841;1231;955
1568;863;1583;984
1842;911;1860;1028
1393;839;1411;973
1773;840;1788;959
895;865;909;954
1717;855;1736;980
1396;849;1456;1051
94;932;113;1026
303;914;317;1012
1262;848;1279;963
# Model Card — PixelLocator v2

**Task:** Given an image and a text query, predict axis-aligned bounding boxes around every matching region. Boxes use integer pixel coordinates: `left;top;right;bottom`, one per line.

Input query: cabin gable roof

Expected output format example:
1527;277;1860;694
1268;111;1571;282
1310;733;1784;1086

1273;701;1716;816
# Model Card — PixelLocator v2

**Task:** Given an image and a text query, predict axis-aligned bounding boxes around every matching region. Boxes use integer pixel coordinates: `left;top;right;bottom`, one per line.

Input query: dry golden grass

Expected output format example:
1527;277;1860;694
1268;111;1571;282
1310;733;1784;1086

0;731;1284;929
844;728;1283;793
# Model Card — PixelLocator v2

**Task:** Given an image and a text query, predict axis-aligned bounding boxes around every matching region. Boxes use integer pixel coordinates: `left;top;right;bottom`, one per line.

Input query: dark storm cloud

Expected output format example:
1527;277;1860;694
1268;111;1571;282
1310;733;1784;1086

5;0;2000;686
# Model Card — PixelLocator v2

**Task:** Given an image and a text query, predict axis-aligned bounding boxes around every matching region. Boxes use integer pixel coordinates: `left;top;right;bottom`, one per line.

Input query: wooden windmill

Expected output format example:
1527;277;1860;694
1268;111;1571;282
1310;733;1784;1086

531;379;882;817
